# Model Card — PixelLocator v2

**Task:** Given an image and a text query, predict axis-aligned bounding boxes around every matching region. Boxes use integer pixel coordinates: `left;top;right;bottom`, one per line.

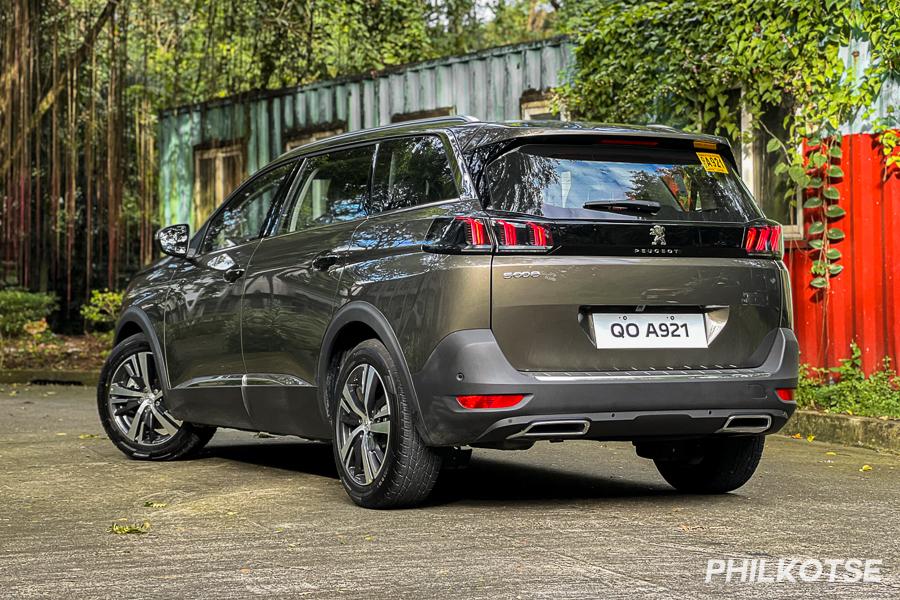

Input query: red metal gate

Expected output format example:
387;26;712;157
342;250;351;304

785;132;900;373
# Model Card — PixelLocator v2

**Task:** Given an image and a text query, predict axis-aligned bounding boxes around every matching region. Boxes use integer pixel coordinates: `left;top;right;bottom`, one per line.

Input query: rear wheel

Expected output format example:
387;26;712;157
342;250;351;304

653;436;765;494
98;333;215;460
331;339;441;508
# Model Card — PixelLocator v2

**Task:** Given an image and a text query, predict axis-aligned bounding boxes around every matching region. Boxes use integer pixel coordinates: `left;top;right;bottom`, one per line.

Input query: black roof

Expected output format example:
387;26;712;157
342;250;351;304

278;116;732;161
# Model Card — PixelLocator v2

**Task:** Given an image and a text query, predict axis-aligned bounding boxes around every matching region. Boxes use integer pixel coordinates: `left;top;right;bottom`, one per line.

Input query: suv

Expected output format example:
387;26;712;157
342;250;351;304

98;117;798;508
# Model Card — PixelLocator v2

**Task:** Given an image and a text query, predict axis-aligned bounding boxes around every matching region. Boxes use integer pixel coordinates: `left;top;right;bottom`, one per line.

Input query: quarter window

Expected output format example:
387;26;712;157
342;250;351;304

279;147;373;234
203;162;294;253
370;136;458;213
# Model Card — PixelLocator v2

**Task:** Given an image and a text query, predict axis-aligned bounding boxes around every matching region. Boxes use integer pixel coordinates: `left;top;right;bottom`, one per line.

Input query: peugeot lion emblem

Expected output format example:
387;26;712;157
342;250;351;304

650;224;666;246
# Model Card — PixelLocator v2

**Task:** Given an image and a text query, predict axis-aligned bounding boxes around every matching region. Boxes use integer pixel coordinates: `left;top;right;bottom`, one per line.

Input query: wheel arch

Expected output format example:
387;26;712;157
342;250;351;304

114;307;170;391
317;301;432;444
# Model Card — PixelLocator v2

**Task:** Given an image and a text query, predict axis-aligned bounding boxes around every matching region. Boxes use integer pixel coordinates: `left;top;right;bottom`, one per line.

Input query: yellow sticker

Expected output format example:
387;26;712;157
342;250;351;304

696;152;728;174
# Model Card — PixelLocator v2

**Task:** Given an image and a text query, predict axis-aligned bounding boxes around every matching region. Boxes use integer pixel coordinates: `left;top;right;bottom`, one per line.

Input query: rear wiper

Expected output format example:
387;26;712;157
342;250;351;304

582;200;661;214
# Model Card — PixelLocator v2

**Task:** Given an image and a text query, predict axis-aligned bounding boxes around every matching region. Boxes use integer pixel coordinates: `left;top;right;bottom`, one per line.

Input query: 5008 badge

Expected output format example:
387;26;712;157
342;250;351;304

503;271;541;279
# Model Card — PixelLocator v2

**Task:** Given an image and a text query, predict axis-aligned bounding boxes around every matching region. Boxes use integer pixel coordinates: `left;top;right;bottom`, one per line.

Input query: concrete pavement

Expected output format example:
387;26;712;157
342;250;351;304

1;384;898;599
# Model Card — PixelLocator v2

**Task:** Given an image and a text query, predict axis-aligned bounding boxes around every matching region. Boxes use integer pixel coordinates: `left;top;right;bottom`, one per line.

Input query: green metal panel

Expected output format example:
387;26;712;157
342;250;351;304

157;38;573;229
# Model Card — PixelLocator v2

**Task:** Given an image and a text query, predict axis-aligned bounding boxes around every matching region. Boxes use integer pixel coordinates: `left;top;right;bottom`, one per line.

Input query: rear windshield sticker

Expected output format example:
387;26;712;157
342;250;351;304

696;152;728;174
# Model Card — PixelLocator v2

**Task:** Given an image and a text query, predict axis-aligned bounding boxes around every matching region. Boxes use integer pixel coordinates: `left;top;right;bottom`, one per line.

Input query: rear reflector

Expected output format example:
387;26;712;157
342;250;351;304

776;388;795;402
456;394;526;409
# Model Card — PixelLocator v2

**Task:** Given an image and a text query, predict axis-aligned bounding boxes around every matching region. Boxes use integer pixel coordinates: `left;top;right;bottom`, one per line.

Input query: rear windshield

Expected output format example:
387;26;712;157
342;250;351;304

484;144;763;222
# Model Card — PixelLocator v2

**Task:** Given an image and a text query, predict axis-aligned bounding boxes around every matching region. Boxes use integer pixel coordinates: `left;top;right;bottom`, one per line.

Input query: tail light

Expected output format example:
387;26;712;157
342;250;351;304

423;216;493;254
456;394;526;409
423;216;555;254
492;219;554;252
744;224;782;258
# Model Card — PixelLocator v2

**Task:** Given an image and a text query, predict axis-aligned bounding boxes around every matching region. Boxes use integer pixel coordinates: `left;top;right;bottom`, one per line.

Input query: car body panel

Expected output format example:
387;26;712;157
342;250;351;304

110;118;798;447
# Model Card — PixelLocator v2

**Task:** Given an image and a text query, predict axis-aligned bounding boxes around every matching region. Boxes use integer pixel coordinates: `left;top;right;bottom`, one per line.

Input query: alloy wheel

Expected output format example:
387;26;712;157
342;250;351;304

107;351;182;446
336;363;392;486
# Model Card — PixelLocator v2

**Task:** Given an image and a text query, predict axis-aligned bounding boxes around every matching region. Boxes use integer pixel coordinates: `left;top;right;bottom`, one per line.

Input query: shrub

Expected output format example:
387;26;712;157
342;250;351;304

797;342;900;419
0;289;58;337
81;289;124;332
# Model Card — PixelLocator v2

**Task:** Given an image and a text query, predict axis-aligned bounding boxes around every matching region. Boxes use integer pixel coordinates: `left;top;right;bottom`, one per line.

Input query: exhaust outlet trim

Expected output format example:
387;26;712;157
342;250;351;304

508;419;591;439
717;414;772;434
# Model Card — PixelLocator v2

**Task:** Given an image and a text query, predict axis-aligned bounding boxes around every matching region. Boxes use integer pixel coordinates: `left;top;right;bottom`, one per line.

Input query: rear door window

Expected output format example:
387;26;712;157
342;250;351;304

484;144;763;223
370;136;458;213
278;146;373;234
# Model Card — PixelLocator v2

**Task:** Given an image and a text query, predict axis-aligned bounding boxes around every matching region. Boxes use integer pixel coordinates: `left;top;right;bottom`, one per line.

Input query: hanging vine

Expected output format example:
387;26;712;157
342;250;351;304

558;0;900;289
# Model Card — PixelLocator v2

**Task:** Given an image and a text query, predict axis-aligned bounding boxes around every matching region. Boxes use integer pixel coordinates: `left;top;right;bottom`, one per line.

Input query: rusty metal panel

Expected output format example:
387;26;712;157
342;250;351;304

157;38;573;229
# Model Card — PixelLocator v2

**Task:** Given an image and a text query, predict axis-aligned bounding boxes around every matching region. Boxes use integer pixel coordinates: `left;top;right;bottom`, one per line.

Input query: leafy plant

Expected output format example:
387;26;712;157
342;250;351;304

0;289;57;337
875;126;900;179
558;0;900;288
80;289;124;332
796;342;900;419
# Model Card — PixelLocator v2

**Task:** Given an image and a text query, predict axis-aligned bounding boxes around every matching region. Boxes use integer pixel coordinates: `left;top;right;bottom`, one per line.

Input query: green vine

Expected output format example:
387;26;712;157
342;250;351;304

800;138;846;288
875;126;900;179
558;0;900;289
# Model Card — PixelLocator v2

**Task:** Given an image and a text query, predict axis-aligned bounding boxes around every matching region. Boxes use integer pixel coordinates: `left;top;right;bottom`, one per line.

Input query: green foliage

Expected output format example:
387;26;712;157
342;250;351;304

797;343;900;419
80;289;124;332
559;0;900;288
0;290;57;337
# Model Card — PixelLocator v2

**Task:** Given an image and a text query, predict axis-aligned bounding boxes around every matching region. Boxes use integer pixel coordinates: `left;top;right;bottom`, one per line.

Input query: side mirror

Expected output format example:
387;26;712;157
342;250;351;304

157;224;190;258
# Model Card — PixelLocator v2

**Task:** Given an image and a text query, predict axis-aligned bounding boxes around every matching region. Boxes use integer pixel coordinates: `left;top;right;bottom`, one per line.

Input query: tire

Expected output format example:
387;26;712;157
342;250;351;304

330;339;441;509
654;436;765;494
97;333;216;460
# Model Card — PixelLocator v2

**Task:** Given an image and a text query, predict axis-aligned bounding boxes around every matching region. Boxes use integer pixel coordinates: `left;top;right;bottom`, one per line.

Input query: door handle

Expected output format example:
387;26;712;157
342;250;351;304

312;254;339;271
223;267;245;283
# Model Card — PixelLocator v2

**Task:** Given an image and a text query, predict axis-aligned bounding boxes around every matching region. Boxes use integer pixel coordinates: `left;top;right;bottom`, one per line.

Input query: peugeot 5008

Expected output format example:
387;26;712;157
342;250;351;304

98;117;798;508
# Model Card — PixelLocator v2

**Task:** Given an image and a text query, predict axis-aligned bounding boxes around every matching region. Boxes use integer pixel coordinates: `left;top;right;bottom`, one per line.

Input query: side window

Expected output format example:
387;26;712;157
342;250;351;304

203;162;294;253
370;136;458;214
279;147;372;234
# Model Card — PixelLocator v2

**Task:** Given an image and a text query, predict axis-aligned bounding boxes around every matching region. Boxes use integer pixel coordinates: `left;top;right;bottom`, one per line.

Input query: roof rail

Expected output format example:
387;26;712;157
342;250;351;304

286;115;480;155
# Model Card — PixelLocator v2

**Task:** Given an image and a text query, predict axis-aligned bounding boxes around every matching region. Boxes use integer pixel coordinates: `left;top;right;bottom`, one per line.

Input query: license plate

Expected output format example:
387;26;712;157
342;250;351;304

591;313;708;349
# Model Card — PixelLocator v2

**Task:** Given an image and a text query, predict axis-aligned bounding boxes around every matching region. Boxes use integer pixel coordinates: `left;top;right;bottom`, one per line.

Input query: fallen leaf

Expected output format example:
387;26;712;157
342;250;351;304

806;434;815;442
55;432;67;436
859;465;873;472
825;451;837;456
791;433;802;439
144;501;167;508
109;521;150;535
78;433;100;440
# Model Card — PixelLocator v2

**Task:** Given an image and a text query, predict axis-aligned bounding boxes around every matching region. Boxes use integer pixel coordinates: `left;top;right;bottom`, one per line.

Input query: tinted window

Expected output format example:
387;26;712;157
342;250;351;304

485;144;763;223
370;136;457;213
279;147;372;234
203;161;294;252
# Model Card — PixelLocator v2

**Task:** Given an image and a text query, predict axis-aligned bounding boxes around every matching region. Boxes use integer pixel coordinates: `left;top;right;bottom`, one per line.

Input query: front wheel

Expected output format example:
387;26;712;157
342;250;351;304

331;339;441;509
97;333;215;460
653;436;765;494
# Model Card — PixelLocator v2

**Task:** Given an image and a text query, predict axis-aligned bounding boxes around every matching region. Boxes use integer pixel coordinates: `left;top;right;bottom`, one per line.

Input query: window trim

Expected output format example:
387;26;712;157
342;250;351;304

267;145;375;238
264;130;475;236
196;158;300;256
367;133;461;216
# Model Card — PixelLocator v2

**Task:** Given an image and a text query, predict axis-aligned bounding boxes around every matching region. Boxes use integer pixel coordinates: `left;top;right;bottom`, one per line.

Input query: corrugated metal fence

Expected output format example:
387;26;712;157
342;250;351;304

157;38;571;227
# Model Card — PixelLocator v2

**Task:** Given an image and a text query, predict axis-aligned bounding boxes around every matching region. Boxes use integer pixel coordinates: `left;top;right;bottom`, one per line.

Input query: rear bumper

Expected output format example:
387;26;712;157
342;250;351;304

411;328;799;446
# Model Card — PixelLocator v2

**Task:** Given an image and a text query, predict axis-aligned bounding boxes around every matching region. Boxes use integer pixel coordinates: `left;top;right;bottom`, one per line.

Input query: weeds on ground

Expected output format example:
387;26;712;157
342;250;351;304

797;342;900;419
